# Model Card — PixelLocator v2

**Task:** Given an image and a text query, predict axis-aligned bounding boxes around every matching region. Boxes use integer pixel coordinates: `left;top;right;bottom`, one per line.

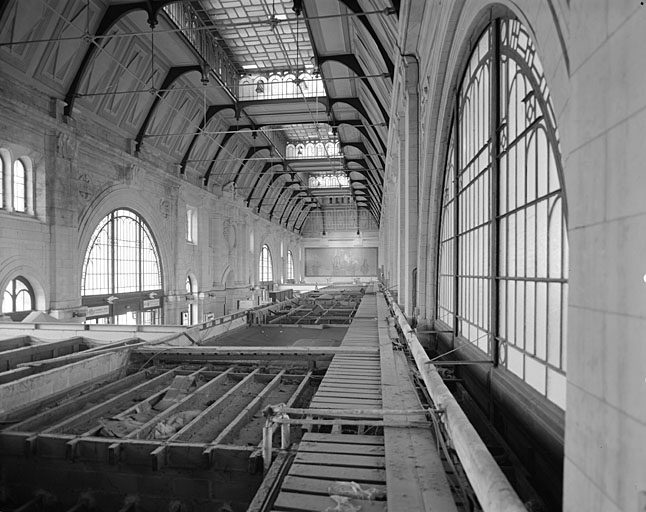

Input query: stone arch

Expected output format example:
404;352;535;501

77;185;173;297
0;256;48;312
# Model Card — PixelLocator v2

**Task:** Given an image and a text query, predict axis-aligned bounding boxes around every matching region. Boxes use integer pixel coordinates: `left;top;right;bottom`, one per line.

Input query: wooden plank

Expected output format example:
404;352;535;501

298;441;384;456
0;336;30;352
247;451;290;512
311;396;383;405
273;491;387;512
377;294;458;512
294;451;385;468
0;338;86;371
317;386;381;395
127;369;236;440
246;371;314;470
308;401;383;410
211;370;285;445
134;346;377;356
170;369;260;442
45;369;178;434
281;475;387;496
319;379;381;388
317;385;381;393
0;365;36;384
321;376;382;384
287;462;385;483
325;370;382;377
301;432;384;445
315;391;381;400
4;371;149;432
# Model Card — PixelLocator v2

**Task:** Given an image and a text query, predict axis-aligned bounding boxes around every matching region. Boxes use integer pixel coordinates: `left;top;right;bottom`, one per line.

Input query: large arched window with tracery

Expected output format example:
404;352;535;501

436;18;568;408
259;244;273;282
82;209;163;324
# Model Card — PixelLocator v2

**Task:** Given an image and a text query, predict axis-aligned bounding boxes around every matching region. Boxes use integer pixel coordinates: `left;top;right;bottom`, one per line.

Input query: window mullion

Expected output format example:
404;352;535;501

491;19;502;366
452;93;460;341
111;213;116;294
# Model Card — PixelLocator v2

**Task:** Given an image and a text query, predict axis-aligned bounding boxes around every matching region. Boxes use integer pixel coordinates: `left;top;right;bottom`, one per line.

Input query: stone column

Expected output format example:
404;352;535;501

404;56;419;318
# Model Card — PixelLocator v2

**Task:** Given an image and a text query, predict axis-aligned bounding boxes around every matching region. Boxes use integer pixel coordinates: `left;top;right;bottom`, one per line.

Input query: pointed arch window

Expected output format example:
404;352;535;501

436;19;568;408
2;276;34;315
259;244;273;282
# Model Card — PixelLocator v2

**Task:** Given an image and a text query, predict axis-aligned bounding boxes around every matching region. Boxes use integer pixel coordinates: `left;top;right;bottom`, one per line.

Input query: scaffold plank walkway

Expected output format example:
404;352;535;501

270;292;458;511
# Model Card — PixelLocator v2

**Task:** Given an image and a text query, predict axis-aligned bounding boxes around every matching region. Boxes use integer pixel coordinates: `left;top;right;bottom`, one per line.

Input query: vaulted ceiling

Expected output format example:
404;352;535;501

0;0;399;233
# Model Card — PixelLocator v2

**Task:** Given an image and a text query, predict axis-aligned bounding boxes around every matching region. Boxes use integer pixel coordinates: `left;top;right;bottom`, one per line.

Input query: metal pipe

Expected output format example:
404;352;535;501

383;290;528;512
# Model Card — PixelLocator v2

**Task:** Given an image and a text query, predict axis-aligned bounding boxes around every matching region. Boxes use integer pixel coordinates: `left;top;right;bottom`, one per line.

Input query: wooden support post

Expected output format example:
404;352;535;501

108;442;120;465
262;423;273;473
280;417;290;449
24;435;37;457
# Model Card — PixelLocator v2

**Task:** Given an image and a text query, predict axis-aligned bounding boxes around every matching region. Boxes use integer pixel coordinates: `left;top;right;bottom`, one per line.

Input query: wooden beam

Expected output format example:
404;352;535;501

127;368;235;441
45;369;177;436
377;295;458;512
247;371;314;472
4;371;149;433
385;290;528;512
150;368;258;470
2;429;257;471
246;451;291;512
134;347;377;358
211;370;286;445
0;337;86;370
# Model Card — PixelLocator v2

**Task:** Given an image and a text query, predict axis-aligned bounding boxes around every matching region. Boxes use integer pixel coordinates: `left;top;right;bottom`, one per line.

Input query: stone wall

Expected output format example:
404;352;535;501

381;1;646;510
0;67;301;325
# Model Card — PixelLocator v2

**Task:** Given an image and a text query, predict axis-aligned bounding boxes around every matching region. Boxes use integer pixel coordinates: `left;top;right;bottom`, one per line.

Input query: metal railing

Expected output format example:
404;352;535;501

163;3;239;94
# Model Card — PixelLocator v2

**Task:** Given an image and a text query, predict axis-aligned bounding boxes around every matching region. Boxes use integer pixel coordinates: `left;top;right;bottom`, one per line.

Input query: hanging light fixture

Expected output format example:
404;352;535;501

255;80;265;94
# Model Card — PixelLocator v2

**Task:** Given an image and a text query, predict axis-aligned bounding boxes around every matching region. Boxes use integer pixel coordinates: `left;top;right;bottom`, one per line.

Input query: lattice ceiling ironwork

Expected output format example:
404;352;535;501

194;0;316;73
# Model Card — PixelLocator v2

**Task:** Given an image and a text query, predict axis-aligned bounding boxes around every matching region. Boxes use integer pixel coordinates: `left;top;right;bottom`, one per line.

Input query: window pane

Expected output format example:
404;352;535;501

82;209;162;296
2;289;12;313
435;18;568;407
13;160;25;212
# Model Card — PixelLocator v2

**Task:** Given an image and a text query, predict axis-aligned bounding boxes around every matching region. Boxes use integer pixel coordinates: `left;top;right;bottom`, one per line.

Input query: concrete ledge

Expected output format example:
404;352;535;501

0;351;130;420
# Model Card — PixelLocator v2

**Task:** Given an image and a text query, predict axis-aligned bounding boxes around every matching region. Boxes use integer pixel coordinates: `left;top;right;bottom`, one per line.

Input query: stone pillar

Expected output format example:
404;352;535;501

398;56;419;317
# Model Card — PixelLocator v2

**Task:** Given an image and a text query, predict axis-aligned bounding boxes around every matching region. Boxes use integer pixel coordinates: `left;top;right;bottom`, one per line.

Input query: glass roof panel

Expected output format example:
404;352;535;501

195;0;315;74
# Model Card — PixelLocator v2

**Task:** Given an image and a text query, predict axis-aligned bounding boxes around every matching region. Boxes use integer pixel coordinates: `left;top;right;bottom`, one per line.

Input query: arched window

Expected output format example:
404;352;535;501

436;19;568;408
259;244;273;282
2;276;34;315
286;250;295;281
82;209;163;324
13;160;26;212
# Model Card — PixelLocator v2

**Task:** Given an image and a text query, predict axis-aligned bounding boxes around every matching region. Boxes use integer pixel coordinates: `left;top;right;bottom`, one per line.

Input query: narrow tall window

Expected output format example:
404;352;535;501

436;19;568;408
13;160;25;212
286;250;294;281
259;244;273;282
186;207;197;244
